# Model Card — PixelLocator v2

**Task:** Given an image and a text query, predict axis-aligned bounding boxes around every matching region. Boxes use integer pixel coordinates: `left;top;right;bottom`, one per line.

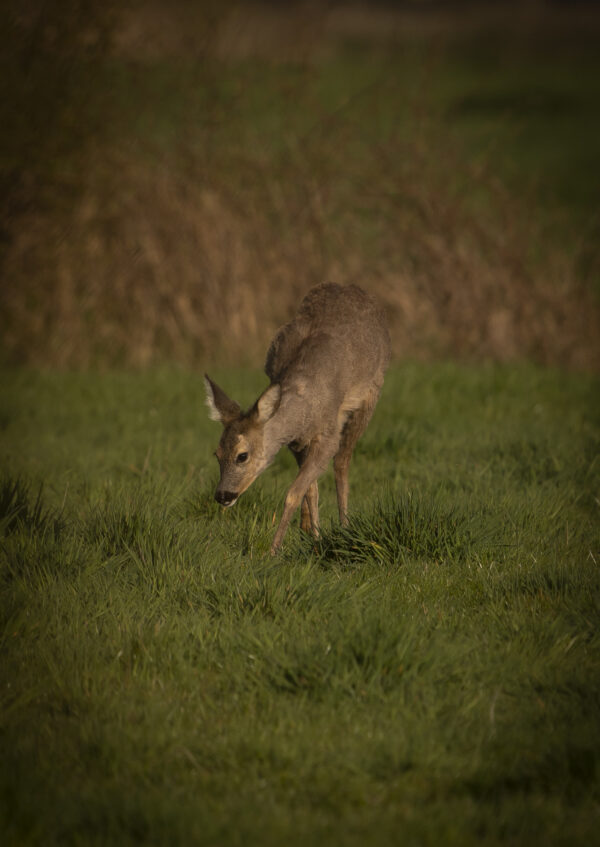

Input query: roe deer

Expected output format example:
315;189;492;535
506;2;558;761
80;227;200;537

204;282;391;554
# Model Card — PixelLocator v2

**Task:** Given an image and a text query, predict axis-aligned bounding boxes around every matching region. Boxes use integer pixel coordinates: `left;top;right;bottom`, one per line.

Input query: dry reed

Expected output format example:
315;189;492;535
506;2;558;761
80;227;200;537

1;1;598;370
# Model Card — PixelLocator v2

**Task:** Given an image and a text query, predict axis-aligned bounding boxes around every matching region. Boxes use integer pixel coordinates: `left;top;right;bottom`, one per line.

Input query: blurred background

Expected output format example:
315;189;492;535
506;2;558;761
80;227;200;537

1;0;599;369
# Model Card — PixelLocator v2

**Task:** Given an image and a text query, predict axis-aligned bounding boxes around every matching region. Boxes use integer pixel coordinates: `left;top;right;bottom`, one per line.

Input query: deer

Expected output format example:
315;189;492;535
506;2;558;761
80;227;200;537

204;282;391;555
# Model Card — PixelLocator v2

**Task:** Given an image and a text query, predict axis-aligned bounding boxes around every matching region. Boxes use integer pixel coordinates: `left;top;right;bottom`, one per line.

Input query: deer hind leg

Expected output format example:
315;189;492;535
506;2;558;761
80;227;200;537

333;392;379;526
289;446;320;536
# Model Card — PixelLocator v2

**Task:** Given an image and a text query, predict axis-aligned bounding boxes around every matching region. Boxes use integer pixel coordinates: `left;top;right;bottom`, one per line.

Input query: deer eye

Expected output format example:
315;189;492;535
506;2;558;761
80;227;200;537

236;451;248;464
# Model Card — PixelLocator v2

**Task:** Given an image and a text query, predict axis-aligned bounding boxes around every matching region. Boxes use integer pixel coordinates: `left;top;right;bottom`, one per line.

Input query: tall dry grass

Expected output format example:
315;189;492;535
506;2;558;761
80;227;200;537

3;129;598;370
1;1;598;370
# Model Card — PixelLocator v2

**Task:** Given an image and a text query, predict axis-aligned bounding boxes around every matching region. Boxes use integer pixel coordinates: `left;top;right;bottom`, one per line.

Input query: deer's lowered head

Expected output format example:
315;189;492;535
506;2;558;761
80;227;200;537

204;374;282;508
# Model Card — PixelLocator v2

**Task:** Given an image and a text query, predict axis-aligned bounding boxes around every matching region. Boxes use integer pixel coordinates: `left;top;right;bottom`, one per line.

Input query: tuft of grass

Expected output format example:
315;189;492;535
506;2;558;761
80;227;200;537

0;476;63;540
311;493;485;568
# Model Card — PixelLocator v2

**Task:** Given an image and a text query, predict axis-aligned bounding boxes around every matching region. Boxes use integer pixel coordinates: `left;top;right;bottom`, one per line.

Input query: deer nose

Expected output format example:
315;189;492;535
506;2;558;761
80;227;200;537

215;490;238;507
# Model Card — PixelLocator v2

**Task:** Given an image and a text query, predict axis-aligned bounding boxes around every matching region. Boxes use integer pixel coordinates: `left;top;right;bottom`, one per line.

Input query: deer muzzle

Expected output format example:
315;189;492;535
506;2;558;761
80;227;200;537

215;489;238;507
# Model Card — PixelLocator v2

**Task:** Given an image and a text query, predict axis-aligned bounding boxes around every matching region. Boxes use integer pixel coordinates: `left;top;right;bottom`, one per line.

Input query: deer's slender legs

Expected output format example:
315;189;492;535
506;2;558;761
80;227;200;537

304;482;319;535
274;389;381;555
289;446;320;536
333;394;378;526
299;481;319;535
272;441;331;554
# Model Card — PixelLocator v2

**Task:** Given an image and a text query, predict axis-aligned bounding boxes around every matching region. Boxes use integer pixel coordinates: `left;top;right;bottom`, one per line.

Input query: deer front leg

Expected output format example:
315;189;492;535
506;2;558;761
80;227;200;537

272;442;330;555
270;481;308;555
301;482;319;537
290;445;320;537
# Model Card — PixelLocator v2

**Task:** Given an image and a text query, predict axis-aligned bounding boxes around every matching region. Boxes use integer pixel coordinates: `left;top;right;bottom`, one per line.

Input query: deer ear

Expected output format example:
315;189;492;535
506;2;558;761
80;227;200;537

204;375;241;426
255;384;281;423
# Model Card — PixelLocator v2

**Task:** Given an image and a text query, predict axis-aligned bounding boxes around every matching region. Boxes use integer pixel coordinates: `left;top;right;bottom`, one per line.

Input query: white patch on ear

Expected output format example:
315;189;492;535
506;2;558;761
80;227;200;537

204;374;241;425
256;384;281;423
204;376;223;422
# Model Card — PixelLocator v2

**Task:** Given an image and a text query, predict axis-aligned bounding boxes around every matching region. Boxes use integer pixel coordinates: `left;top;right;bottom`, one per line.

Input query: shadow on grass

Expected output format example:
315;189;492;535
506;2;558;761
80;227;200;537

0;476;64;540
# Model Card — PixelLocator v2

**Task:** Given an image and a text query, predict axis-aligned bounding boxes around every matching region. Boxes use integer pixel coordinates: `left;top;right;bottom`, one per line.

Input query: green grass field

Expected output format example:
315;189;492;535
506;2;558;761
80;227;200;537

1;363;599;845
2;5;600;843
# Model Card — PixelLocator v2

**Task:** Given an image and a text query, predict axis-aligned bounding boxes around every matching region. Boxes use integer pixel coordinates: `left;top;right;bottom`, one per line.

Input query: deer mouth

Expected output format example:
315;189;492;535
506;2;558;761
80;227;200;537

215;490;239;508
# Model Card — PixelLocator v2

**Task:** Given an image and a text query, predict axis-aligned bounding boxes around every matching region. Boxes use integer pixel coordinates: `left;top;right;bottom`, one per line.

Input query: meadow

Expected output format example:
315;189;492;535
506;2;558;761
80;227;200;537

1;363;599;845
2;3;600;843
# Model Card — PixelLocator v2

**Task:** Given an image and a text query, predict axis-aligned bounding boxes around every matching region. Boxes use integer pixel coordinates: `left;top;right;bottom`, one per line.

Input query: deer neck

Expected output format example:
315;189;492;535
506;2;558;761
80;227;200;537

262;389;315;461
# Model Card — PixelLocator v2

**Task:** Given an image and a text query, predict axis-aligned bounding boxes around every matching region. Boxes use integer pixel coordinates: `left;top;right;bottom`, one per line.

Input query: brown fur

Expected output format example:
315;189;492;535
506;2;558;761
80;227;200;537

205;283;391;554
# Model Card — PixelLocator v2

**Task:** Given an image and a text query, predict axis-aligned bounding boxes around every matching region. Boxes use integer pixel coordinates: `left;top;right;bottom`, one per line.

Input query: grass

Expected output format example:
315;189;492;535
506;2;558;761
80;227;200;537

1;362;599;845
432;24;600;221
